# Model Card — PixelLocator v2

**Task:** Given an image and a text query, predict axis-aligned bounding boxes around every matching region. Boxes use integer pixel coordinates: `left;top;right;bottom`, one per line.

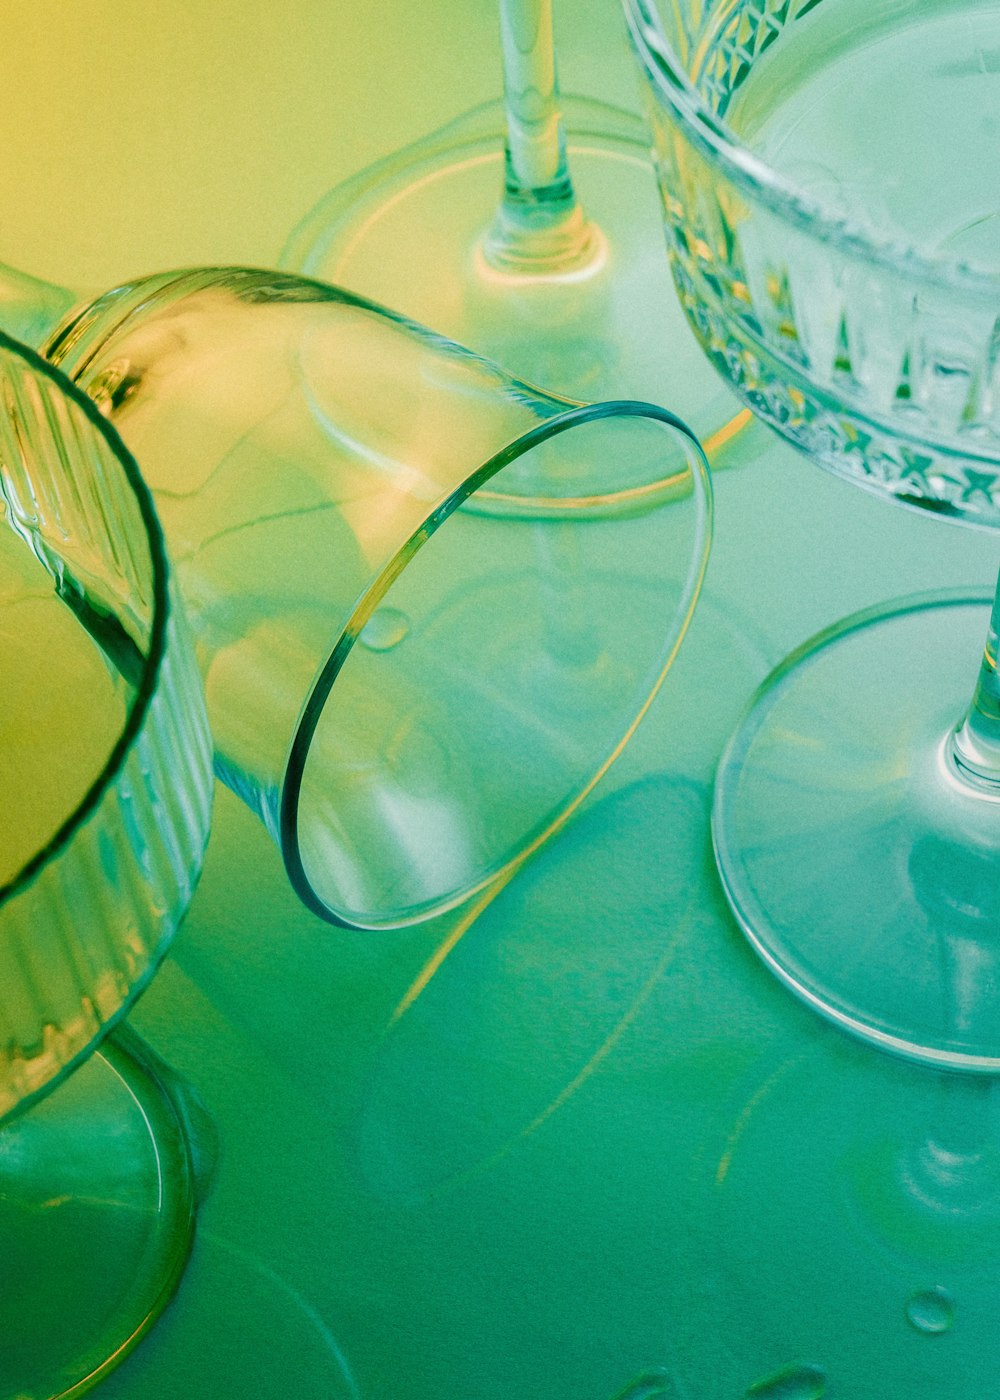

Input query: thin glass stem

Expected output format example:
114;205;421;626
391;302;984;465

952;561;1000;785
482;0;604;275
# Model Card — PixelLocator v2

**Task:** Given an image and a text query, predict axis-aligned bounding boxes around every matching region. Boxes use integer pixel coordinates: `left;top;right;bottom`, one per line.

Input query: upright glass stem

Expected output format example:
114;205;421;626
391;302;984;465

952;564;1000;785
483;0;604;276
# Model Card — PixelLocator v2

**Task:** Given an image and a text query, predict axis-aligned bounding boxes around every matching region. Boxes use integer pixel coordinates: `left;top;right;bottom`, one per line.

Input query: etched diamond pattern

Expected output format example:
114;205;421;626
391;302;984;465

639;0;1000;523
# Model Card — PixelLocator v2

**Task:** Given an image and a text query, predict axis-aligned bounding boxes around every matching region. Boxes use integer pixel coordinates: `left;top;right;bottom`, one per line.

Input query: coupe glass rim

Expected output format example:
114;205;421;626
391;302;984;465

278;397;713;929
0;330;170;907
624;0;1000;299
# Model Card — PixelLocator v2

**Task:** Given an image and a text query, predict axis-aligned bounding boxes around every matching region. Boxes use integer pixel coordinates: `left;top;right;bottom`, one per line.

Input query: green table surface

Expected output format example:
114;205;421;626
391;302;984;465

9;2;1000;1396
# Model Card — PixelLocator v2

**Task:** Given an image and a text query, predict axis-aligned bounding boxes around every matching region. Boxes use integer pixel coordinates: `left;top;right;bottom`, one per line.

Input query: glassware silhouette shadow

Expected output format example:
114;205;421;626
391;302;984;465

699;1045;1000;1398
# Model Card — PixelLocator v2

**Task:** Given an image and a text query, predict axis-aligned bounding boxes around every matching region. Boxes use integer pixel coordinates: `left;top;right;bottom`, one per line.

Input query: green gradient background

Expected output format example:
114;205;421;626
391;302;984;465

6;1;1000;1396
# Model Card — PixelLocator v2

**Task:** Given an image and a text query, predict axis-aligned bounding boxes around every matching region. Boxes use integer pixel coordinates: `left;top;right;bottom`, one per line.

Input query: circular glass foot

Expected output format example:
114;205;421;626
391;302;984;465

713;589;1000;1069
0;1032;197;1399
282;96;740;436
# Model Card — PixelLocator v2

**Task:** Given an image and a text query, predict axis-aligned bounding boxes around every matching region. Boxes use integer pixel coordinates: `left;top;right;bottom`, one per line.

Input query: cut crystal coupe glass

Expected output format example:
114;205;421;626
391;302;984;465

0;334;212;1396
0;264;712;930
281;0;742;504
626;0;1000;1067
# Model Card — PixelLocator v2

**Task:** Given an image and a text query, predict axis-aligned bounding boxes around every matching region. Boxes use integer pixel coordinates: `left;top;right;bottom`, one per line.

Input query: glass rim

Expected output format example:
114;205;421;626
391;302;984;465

624;0;1000;299
0;329;171;907
277;397;713;928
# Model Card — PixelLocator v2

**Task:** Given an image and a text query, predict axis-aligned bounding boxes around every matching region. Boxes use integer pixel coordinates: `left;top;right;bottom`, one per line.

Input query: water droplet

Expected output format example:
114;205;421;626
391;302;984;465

905;1285;955;1335
360;607;410;652
746;1362;826;1400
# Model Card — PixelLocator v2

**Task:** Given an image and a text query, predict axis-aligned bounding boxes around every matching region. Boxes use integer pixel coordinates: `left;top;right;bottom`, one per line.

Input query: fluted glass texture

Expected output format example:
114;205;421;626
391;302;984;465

625;0;1000;523
0;335;212;1123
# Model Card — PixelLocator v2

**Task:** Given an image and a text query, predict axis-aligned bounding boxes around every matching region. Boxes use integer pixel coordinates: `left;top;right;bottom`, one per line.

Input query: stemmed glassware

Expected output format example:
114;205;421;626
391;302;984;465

0;334;212;1396
280;0;741;494
626;0;1000;1068
0;260;711;930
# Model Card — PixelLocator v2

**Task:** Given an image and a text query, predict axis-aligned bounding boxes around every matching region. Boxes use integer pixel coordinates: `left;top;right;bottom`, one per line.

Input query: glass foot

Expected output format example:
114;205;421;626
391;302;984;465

0;1031;198;1399
282;96;740;440
713;589;1000;1070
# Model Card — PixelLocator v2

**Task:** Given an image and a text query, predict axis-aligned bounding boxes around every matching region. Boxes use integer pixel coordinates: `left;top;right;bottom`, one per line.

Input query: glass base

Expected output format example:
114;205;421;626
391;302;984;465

281;96;742;504
713;589;1000;1070
0;1031;198;1399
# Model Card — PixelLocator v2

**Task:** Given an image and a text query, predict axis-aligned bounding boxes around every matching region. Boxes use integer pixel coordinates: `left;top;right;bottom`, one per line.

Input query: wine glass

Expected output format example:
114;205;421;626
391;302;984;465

0;264;711;931
0;333;213;1396
625;0;1000;1068
280;0;745;506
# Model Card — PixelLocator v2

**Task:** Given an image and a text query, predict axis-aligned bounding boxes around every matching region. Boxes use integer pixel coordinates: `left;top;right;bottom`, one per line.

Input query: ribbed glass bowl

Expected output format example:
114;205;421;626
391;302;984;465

625;0;1000;524
0;332;212;1124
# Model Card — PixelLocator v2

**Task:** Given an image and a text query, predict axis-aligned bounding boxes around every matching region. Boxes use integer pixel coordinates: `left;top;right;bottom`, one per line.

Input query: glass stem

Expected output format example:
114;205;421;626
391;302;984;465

482;0;604;276
951;563;1000;786
0;263;77;349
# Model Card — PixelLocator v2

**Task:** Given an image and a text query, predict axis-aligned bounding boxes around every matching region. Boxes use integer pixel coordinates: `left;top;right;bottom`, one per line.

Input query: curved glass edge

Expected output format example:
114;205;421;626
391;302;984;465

279;399;713;928
0;332;213;1122
622;0;1000;299
712;586;997;741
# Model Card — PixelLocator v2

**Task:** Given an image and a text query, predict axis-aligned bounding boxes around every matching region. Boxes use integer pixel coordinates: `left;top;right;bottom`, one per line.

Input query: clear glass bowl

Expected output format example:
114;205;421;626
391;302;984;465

43;267;712;931
625;0;1000;525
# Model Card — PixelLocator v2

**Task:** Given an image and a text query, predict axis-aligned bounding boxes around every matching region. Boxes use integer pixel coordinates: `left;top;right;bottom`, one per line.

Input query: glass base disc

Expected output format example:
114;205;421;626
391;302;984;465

0;1032;197;1399
713;589;1000;1070
281;97;742;507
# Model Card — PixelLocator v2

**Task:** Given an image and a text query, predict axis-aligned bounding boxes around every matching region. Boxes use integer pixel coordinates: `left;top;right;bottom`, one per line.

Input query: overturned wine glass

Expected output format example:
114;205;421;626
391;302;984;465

0;264;712;930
